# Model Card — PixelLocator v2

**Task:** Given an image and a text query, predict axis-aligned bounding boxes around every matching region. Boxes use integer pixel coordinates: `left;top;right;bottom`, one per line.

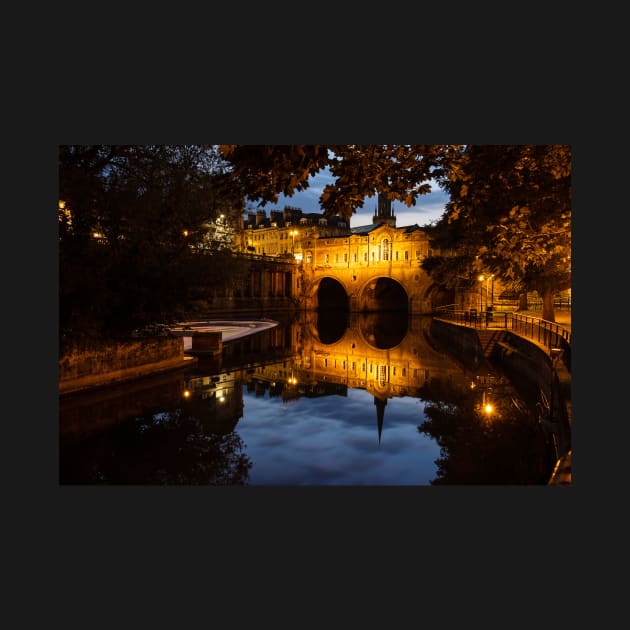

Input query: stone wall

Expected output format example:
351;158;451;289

59;336;193;395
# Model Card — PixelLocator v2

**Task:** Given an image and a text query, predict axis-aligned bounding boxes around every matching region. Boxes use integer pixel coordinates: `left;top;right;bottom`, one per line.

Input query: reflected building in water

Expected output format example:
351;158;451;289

61;311;503;446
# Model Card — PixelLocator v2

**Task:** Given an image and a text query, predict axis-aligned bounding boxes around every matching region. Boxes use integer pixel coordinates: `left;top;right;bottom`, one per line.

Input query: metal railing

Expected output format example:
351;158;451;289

433;308;571;370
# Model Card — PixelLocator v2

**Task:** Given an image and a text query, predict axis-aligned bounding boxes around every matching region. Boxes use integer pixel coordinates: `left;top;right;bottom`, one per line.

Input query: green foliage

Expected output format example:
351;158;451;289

59;145;246;338
429;145;571;319
218;144;452;219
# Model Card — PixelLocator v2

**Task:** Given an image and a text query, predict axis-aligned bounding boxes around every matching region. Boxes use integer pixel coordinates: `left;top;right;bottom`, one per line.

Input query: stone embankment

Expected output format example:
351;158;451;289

59;320;278;396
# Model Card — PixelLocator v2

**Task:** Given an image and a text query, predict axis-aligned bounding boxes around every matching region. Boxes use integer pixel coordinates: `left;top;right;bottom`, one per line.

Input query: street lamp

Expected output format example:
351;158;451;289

478;274;494;311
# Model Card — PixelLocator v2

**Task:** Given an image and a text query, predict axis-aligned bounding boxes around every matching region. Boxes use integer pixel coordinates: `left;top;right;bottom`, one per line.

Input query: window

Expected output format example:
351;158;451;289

381;238;389;261
378;365;387;386
343;253;348;262
324;254;329;263
415;250;421;260
353;253;357;263
404;250;409;261
363;252;368;262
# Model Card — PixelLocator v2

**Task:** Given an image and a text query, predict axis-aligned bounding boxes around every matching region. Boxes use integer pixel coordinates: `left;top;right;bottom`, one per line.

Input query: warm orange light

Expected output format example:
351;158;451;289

183;230;189;237
484;403;493;414
183;390;191;398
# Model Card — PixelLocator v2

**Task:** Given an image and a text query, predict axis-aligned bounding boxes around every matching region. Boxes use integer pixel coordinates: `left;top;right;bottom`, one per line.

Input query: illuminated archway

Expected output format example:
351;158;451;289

359;277;408;312
317;277;349;311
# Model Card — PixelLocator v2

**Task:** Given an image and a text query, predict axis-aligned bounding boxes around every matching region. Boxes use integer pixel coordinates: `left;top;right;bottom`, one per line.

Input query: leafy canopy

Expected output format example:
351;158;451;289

218;145;456;219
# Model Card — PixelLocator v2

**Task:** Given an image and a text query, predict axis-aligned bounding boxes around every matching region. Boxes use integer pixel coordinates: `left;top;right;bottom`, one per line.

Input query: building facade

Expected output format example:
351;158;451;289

233;195;450;314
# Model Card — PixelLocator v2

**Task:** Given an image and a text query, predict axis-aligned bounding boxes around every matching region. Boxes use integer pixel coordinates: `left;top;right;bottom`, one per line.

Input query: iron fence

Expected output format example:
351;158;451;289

433;308;571;370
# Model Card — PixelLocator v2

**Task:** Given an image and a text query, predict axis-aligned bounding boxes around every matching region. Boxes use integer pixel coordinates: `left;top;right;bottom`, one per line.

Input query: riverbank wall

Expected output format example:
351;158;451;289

429;318;572;484
59;336;195;396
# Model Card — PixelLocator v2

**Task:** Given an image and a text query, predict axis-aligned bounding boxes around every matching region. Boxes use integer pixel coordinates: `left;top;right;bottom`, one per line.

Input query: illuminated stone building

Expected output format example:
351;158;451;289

237;194;451;315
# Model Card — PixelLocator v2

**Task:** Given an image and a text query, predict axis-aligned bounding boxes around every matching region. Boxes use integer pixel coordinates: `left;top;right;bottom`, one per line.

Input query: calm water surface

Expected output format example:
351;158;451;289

59;312;556;485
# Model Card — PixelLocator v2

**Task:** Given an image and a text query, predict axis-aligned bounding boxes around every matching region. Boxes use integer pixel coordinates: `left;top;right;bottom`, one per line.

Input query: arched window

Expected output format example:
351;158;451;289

381;238;391;261
378;365;387;386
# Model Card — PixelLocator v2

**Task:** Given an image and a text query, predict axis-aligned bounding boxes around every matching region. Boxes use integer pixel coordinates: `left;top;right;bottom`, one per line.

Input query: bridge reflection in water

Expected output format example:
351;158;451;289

59;311;557;485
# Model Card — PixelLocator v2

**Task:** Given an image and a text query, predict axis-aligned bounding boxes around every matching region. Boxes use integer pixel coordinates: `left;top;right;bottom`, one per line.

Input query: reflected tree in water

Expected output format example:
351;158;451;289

417;375;553;485
60;409;252;485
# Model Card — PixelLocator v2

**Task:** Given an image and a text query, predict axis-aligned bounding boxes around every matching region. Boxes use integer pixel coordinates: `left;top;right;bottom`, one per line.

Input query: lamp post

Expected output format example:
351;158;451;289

289;230;298;256
478;275;484;311
478;274;494;311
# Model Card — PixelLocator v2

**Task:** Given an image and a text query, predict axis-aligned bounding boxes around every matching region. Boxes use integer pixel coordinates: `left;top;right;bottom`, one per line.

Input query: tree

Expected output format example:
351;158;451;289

217;144;452;219
59;145;245;338
424;145;571;321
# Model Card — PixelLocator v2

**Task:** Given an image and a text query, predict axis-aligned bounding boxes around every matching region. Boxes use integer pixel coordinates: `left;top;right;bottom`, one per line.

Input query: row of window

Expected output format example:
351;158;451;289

321;358;427;381
309;249;422;264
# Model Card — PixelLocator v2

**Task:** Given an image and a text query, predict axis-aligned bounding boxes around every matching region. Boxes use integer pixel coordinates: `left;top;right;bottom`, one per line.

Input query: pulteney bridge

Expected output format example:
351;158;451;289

294;222;450;315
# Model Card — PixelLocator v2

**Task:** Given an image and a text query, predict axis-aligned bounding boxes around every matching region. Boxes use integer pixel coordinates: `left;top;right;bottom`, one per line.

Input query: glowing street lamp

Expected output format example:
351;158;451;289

289;230;298;256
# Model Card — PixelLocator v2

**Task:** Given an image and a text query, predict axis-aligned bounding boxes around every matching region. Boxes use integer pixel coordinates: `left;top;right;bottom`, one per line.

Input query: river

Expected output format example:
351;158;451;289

59;311;557;485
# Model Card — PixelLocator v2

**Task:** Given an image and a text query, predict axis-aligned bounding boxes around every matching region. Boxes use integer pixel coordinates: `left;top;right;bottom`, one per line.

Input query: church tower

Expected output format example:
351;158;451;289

372;192;396;227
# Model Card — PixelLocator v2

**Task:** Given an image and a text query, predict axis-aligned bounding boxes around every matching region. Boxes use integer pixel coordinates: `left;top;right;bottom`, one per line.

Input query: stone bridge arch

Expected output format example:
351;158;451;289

303;273;351;311
301;269;443;314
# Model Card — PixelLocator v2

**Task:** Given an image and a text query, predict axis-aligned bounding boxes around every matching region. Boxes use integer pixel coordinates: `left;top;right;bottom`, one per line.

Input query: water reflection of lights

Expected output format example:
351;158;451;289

482;391;493;415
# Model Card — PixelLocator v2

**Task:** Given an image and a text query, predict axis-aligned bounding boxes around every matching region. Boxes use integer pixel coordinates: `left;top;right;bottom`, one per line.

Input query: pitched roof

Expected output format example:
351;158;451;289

350;224;381;235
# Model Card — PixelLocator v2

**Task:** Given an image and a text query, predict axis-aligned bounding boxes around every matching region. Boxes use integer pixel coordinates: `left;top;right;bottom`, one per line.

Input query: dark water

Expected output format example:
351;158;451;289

59;312;557;485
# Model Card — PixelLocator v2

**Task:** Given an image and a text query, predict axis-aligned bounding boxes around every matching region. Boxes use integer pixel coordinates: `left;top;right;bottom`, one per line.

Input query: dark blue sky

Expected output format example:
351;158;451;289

249;167;449;229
